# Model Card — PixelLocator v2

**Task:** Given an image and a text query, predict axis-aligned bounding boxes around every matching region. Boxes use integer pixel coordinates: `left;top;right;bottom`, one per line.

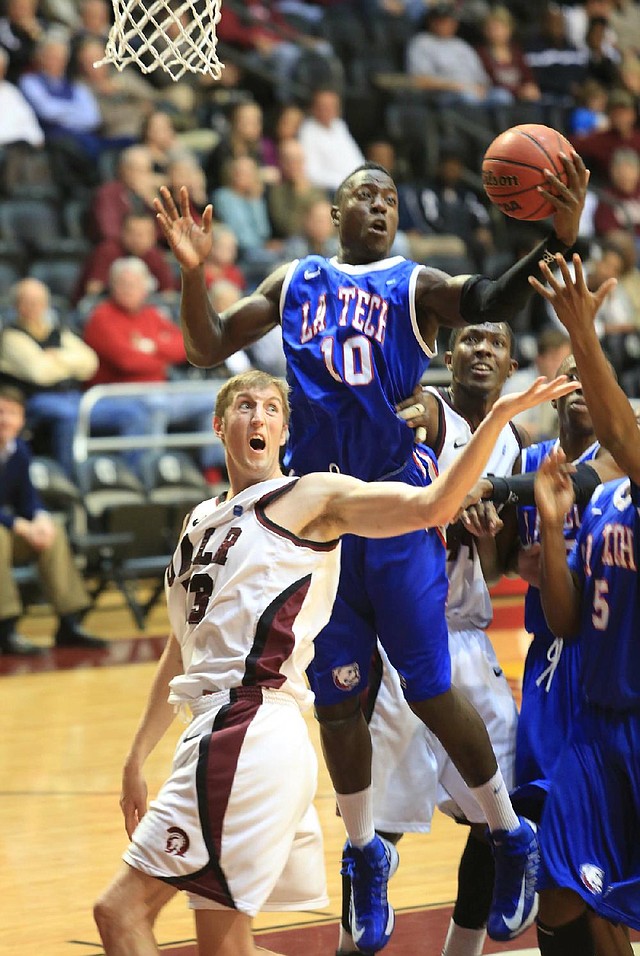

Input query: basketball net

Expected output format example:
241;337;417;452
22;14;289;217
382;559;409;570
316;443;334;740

96;0;224;81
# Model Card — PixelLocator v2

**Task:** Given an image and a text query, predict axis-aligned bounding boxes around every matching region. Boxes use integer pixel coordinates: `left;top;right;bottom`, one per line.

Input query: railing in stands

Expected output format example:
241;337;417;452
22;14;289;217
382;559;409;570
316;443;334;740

72;379;224;465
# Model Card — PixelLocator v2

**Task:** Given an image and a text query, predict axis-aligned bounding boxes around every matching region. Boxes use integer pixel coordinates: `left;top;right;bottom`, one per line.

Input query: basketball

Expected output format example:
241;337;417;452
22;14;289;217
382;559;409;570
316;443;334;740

482;124;572;221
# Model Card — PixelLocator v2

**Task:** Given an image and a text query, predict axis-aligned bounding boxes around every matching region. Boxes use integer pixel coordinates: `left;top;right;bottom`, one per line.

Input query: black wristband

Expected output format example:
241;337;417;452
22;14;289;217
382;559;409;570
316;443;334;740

485;462;601;509
486;474;518;505
540;232;571;266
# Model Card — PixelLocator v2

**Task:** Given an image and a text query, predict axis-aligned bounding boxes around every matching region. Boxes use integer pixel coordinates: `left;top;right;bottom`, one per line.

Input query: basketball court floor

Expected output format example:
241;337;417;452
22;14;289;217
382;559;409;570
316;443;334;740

2;581;638;955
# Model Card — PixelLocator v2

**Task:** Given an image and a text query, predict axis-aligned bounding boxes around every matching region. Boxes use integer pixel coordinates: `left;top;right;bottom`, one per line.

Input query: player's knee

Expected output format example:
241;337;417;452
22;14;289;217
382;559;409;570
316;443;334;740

93;885;147;939
314;699;362;732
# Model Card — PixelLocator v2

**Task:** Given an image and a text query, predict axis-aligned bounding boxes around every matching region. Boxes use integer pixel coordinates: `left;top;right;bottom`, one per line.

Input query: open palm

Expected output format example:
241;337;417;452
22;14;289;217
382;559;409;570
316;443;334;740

154;185;214;270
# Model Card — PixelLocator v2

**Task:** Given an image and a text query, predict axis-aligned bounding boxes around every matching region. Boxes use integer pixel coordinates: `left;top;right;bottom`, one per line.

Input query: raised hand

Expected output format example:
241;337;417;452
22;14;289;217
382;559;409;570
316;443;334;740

529;252;617;338
154;185;214;271
534;447;575;527
539;151;589;248
492;374;580;420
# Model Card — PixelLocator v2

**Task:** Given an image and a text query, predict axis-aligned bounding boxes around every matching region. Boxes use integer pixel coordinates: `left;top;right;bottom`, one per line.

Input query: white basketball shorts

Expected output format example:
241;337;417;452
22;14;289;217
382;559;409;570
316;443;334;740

124;686;329;916
370;629;518;831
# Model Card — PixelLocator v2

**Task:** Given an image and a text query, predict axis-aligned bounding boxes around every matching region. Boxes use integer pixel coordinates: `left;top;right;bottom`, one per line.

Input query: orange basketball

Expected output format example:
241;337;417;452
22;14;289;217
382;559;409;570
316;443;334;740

482;124;572;220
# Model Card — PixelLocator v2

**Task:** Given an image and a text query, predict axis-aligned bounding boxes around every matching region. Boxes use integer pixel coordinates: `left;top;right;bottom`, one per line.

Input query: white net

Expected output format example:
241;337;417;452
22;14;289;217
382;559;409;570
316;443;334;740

96;0;224;81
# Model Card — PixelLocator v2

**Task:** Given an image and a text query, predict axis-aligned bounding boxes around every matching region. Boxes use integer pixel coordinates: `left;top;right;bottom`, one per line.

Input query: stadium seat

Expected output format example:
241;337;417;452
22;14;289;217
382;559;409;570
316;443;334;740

76;455;175;629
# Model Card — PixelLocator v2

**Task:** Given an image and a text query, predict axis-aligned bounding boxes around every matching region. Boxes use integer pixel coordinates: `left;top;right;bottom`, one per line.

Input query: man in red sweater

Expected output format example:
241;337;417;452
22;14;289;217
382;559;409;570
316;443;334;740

82;257;223;472
73;212;178;305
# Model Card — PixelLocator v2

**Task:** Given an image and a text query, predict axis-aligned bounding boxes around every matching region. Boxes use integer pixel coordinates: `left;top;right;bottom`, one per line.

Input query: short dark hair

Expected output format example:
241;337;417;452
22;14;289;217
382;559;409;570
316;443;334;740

334;162;392;206
0;384;26;407
448;322;515;357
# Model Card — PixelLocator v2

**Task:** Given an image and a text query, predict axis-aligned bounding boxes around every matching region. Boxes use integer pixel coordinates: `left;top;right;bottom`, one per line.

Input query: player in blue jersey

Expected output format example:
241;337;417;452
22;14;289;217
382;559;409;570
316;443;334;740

154;156;588;951
530;253;640;955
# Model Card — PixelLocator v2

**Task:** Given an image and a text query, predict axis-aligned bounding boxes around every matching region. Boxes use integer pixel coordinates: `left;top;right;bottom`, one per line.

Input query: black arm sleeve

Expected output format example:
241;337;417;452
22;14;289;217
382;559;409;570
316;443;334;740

459;232;570;324
486;462;601;508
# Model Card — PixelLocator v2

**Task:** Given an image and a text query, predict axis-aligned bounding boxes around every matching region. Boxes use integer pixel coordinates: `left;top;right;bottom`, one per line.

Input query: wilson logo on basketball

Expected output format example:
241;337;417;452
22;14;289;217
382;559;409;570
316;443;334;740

482;171;520;188
165;826;190;857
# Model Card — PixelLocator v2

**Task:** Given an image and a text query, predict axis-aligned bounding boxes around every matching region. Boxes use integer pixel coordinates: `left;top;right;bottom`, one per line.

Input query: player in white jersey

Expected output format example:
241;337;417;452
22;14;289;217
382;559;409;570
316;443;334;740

93;369;577;956
336;322;526;956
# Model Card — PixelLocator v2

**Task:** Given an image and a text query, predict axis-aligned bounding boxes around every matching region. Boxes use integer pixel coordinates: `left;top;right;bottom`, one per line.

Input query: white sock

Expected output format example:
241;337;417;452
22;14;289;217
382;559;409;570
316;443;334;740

470;769;519;833
441;919;486;956
335;787;376;847
337;923;356;953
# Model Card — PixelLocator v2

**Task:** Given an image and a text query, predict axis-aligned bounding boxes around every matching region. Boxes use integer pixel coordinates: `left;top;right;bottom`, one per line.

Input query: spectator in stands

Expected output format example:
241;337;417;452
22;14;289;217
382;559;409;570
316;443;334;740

140;109;192;179
476;6;541;103
0;277;154;477
568;76;610;136
281;197;338;260
216;0;339;104
398;147;496;270
0;44;44;147
263;102;305;169
0;0;44;83
40;0;81;30
203;99;279;194
573;87;640;183
585;240;638;334
563;0;618;50
593;146;640;242
202;224;246;291
82;258;224;475
165;155;209;224
74;212;179;305
90;145;160;242
524;4;588;105
72;37;157;147
212;156;283;280
71;0;111;48
0;385;108;655
584;14;622;87
405;3;506;106
267;138;327;239
604;228;640;317
298;87;364;192
611;0;640;56
19;32;102;161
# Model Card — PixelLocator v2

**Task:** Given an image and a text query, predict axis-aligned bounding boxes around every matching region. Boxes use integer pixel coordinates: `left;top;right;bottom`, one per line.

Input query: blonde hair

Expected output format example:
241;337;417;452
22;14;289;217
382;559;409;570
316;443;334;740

215;370;290;424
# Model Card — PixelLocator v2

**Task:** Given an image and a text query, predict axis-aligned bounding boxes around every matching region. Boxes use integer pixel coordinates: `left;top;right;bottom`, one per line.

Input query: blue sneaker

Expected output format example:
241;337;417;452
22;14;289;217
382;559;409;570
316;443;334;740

340;835;399;953
487;816;540;941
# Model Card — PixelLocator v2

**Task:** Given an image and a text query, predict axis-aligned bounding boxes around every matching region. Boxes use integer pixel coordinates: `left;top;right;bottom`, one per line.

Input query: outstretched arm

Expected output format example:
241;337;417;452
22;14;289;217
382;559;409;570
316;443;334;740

530;253;640;483
154;186;286;367
535;449;582;638
414;152;589;341
277;376;579;541
120;633;183;838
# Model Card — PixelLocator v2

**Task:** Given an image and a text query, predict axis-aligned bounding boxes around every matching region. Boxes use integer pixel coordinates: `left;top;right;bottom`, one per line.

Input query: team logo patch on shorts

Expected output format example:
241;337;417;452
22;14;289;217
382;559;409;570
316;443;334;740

580;863;604;895
165;826;190;857
332;663;361;691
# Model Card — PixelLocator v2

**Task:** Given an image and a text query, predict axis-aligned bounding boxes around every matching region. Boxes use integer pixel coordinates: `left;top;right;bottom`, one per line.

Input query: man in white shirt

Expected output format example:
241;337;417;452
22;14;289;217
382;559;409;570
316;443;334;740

298;88;365;192
0;45;44;147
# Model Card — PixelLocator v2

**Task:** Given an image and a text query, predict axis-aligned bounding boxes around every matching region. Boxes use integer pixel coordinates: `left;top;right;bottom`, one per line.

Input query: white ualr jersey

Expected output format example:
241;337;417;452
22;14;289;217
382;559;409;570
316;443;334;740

165;477;341;711
425;386;522;630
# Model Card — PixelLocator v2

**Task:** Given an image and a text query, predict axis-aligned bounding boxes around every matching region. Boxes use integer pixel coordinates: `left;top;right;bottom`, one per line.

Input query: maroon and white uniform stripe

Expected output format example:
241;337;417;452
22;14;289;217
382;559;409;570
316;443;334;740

124;477;340;915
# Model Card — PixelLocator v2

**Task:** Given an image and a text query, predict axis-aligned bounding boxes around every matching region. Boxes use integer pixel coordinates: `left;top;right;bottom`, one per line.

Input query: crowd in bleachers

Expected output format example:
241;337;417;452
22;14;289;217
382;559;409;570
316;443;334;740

1;0;640;650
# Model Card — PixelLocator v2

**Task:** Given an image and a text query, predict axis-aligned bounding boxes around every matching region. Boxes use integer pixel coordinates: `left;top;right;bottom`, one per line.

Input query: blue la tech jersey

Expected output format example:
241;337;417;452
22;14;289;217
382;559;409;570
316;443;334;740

569;477;640;711
518;439;600;640
280;255;434;481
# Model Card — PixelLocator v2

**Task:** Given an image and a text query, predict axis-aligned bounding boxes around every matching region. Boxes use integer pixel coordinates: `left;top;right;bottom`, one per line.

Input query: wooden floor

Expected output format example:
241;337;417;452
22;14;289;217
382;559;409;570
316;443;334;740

0;583;625;956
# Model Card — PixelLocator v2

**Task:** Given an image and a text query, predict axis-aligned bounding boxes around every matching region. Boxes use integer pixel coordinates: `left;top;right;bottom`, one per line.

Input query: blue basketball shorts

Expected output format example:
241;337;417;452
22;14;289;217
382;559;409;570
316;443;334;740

307;452;450;707
538;704;640;930
511;633;583;823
